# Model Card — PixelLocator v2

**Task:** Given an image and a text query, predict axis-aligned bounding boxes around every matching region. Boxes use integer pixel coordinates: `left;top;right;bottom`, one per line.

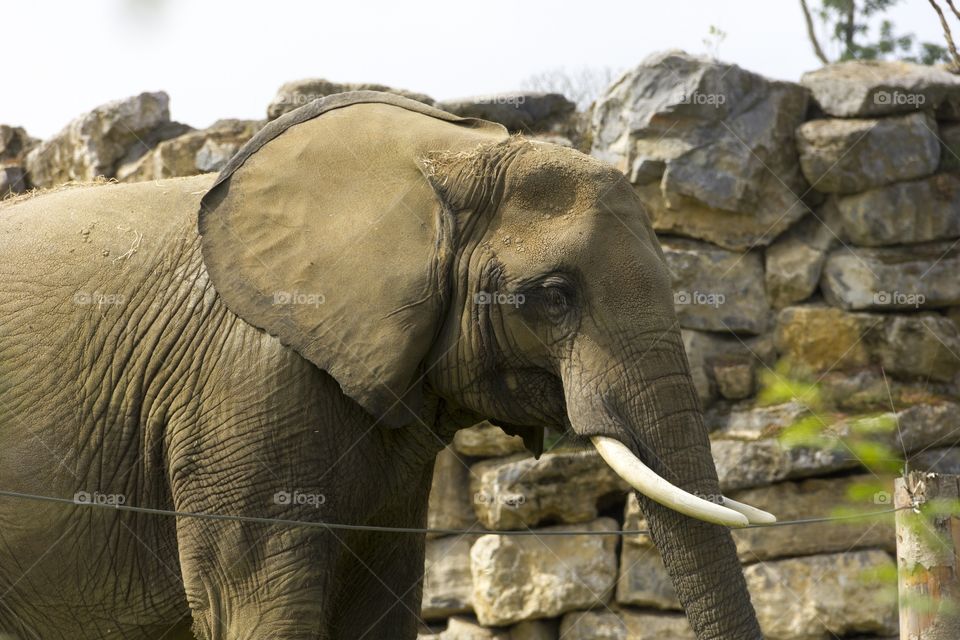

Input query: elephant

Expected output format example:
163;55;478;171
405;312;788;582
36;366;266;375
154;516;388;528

0;91;773;640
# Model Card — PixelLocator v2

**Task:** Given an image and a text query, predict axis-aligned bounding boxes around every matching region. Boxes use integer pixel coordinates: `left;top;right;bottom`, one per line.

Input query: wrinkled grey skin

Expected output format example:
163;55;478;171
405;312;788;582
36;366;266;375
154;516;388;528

0;94;761;639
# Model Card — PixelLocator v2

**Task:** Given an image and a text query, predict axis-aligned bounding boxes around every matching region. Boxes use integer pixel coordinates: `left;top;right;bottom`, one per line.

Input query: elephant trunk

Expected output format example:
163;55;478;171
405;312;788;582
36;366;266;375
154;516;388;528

565;339;764;639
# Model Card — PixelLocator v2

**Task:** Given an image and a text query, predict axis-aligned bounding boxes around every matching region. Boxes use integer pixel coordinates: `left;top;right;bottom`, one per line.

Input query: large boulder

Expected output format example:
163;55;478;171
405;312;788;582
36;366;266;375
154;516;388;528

453;422;525;457
833;172;960;246
775;304;960;381
745;551;898;639
0;167;26;197
820;241;960;310
422;535;479;620
266;78;434;120
428;447;481;535
796;111;940;194
729;475;895;561
117;119;261;182
437;93;575;133
25;92;176;188
712;434;858;491
469;450;627;530
682;330;776;406
765;211;838;308
591;50;810;250
662;238;770;334
470;518;618;626
560;610;694;640
0;125;37;164
800;60;960;117
617;494;680;610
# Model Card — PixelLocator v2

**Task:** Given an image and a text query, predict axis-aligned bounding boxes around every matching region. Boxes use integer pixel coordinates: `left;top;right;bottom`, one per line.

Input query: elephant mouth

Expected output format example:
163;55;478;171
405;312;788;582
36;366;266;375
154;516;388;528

590;435;775;528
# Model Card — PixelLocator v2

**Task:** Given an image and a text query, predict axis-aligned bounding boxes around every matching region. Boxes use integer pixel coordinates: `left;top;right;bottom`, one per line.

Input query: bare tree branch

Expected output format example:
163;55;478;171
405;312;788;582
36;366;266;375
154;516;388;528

800;0;831;63
928;0;960;71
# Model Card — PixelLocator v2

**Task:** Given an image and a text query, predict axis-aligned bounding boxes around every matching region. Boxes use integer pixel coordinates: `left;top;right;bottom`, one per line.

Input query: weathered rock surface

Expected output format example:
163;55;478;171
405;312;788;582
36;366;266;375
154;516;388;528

712;436;858;491
430;616;508;639
745;550;898;639
800;60;960;117
0;166;26;196
0;125;36;163
422;535;479;620
764;213;838;308
560;610;694;640
453;422;526;457
592;50;809;250
939;122;960;171
438;93;575;133
617;497;680;609
682;330;775;406
821;241;960;310
663;238;769;334
470;518;617;626
25;92;175;188
117;119;260;182
730;475;895;561
429;447;482;535
469;451;627;530
267;78;434;120
796;111;940;193
833;173;960;246
775;305;960;381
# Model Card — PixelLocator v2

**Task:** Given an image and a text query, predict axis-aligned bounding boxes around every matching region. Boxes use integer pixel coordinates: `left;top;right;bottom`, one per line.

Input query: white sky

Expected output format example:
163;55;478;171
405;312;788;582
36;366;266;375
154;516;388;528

4;0;947;138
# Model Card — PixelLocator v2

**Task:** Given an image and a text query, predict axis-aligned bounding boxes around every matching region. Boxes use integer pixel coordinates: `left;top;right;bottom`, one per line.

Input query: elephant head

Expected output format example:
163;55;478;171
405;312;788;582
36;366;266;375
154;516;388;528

198;92;769;639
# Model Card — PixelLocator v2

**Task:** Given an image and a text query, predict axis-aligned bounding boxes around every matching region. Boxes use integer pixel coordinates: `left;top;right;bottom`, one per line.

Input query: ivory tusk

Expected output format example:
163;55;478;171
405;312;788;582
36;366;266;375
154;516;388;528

721;497;777;524
590;436;749;528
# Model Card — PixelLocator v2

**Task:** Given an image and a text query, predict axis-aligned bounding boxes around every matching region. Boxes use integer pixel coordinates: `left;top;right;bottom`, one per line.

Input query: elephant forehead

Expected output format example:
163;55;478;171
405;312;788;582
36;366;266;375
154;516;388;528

503;142;626;214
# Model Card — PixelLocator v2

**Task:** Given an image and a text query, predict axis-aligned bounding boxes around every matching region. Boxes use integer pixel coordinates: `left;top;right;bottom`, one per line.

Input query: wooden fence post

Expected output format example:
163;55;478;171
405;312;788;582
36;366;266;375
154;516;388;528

895;471;960;640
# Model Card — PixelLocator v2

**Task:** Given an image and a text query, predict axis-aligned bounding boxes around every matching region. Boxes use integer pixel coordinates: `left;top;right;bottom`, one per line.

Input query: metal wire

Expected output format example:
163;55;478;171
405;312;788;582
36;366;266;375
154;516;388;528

0;488;910;536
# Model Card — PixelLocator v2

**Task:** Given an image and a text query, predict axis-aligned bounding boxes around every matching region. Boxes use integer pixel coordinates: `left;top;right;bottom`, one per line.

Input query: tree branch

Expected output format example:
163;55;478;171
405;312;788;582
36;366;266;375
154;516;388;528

928;0;960;72
800;0;831;64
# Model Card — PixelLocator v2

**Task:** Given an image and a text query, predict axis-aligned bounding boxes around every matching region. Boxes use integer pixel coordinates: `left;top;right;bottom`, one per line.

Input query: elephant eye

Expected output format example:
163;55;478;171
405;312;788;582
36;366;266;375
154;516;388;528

542;285;569;309
535;277;575;322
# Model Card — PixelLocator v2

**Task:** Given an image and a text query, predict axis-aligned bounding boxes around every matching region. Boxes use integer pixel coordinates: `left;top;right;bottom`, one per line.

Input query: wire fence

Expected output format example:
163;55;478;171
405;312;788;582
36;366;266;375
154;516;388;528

0;488;911;536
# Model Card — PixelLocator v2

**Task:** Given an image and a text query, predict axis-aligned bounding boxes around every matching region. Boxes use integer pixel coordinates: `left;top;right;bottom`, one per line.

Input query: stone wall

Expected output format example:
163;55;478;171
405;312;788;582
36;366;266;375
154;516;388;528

5;52;960;640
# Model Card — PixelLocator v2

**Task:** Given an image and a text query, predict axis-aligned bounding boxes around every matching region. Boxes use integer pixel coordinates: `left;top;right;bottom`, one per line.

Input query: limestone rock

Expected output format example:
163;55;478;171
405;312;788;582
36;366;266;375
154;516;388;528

713;362;755;400
834;173;960;246
822;241;960;310
469;451;627;530
745;550;898;639
775;305;960;382
428;446;481;535
506;619;557;640
267;78;434;120
712;436;858;491
616;525;680;609
682;330;775;406
0;166;26;197
764;212;838;308
453;422;526;457
939;122;960;171
893;401;960;453
25;92;173;188
707;402;809;440
422;535;478;620
592;50;809;250
470;519;617;626
438;93;575;133
560;610;694;640
663;238;770;334
796;111;939;194
730;475;895;561
0;125;37;163
800;60;960;117
436;616;508;639
910;446;960;473
117;119;261;182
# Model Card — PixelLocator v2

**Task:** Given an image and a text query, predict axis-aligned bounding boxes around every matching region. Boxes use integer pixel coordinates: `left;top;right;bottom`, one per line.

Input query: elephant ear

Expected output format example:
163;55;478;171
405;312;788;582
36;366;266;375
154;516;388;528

198;91;508;428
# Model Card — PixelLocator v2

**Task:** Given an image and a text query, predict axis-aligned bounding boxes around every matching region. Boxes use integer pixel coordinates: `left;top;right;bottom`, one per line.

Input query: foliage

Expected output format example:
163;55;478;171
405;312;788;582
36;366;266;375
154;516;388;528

801;0;950;64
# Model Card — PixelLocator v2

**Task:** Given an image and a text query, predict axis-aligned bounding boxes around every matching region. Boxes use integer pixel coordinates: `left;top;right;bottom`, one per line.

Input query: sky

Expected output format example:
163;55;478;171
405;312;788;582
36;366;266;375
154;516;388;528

4;0;948;138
